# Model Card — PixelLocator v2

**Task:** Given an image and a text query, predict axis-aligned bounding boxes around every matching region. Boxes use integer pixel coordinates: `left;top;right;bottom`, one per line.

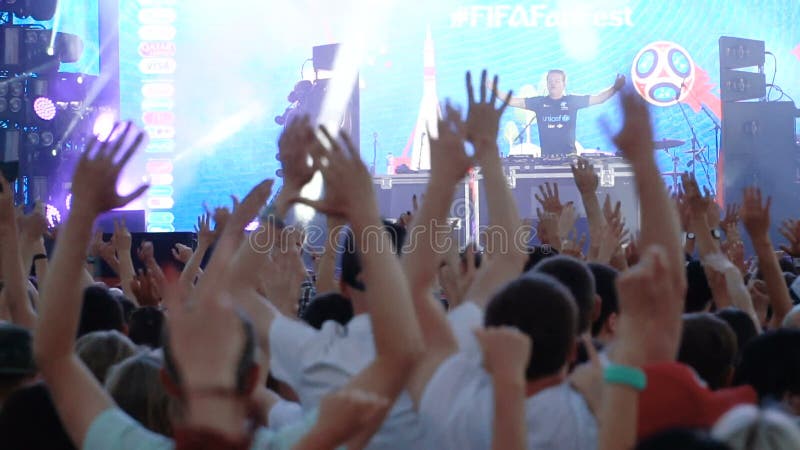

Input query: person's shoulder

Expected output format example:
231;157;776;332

84;407;173;450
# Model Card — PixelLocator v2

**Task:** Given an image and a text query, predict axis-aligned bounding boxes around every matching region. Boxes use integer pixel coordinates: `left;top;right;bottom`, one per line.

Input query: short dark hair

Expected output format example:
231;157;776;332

78;285;125;337
523;245;558;273
685;260;712;313
531;255;595;334
589;263;619;337
162;309;256;396
734;328;800;401
301;293;354;329
340;221;406;291
678;313;738;390
484;273;577;380
547;69;567;83
128;307;165;348
0;382;75;450
715;307;758;366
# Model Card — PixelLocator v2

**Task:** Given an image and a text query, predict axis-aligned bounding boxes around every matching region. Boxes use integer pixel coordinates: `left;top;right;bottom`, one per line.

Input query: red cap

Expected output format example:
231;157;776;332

637;362;757;439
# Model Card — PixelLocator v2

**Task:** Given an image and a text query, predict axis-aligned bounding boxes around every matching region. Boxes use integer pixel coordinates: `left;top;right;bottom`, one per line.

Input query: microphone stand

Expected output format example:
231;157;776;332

513;114;536;145
676;99;715;196
371;132;378;175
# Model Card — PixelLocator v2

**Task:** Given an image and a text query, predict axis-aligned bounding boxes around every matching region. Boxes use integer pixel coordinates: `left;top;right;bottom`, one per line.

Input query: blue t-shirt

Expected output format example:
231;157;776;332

523;95;590;156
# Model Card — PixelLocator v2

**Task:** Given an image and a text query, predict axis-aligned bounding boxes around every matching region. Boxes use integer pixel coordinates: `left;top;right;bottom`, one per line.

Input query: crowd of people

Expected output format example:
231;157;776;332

1;71;800;450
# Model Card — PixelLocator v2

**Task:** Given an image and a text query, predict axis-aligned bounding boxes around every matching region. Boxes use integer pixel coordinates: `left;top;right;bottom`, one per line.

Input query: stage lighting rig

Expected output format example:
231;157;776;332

1;26;84;74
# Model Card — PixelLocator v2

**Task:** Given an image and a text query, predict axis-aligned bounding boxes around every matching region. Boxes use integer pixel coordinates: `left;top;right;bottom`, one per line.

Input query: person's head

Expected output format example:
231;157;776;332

546;69;567;99
715;308;758;365
0;323;37;403
712;405;800;449
782;304;800;329
734;329;800;414
110;289;137;323
340;221;405;312
128;306;165;348
484;273;577;381
76;329;138;383
0;382;75;450
105;352;175;436
678;313;738;390
301;292;354;329
523;245;558;272
636;428;729;450
589;263;619;342
531;255;597;334
78;285;126;337
685;260;713;313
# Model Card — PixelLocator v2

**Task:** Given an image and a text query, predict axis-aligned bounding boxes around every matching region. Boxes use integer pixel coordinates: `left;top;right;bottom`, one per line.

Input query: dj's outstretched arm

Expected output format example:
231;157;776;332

589;74;625;106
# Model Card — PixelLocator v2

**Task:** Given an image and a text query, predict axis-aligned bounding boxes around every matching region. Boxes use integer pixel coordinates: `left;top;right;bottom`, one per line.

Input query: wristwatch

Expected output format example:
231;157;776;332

686;232;696;240
710;229;722;240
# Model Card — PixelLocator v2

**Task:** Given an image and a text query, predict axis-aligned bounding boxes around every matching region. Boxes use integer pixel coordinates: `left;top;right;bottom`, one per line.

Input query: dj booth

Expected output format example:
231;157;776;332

373;156;640;243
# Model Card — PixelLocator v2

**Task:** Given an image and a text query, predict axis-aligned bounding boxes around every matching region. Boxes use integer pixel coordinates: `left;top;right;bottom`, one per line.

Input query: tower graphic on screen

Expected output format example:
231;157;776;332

409;27;442;171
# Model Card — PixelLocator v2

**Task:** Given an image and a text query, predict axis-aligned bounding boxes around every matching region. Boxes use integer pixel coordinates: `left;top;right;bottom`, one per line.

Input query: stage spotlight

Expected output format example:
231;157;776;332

1;27;84;73
40;130;54;147
0;0;57;21
33;96;56;120
44;203;61;228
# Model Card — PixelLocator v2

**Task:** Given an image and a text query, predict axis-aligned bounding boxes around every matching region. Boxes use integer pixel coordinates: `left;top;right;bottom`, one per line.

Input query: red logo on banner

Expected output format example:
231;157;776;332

138;41;176;58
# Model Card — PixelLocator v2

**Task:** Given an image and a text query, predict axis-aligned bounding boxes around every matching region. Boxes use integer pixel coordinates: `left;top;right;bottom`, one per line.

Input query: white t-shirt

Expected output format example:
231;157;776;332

423;302;598;450
269;314;430;450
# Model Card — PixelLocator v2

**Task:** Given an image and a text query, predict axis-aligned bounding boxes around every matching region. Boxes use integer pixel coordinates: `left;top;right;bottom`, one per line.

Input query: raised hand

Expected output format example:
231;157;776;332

70;122;149;215
561;229;587;260
680;172;711;222
171;243;193;264
194;213;216;249
740;186;771;241
137;240;155;263
536;208;560;249
111;219;132;255
612;74;626;92
557;202;578;241
602;194;622;225
430;101;472;185
612;89;654;162
474;326;531;379
0;174;16;237
278;115;319;191
595;215;629;264
535;182;564;215
465;70;512;153
613;245;682;365
571;158;599;195
293;126;376;223
779;219;800;257
17;201;49;243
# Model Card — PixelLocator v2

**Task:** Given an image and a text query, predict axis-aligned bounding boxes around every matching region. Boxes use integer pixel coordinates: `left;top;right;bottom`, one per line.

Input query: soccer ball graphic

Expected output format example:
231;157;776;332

631;41;696;107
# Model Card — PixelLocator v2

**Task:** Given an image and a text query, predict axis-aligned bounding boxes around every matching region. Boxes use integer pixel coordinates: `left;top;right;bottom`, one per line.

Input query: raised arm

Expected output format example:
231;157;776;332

464;70;528;307
404;101;472;406
294;126;424;442
0;175;37;329
314;216;344;294
741;186;793;327
33;123;149;447
475;327;531;450
589;74;625;106
612;90;686;296
178;213;215;288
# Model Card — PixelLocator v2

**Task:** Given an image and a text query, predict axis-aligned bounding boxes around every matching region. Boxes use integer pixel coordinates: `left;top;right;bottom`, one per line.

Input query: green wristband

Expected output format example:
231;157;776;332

604;364;647;391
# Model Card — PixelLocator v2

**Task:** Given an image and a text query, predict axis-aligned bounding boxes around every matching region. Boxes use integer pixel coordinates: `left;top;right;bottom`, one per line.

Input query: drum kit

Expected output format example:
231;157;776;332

654;138;710;187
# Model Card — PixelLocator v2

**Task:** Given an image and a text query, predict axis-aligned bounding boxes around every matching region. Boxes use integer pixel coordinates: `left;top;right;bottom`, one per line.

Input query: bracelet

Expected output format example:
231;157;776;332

604;364;647;391
258;203;285;229
33;253;47;262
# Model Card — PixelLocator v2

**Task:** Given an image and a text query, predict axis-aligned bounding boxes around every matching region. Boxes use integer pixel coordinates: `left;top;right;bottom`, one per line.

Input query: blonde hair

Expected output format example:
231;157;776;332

105;352;177;436
76;330;137;383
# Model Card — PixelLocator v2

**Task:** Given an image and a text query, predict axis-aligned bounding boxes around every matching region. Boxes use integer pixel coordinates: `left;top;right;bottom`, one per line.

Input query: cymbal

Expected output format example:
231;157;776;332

660;172;684;176
653;139;686;149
